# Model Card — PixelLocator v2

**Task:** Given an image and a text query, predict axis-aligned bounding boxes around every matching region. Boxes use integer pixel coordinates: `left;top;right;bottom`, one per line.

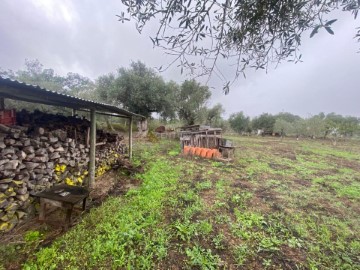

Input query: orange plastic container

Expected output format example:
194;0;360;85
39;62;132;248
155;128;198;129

213;149;221;158
205;149;215;159
200;148;209;158
194;147;202;156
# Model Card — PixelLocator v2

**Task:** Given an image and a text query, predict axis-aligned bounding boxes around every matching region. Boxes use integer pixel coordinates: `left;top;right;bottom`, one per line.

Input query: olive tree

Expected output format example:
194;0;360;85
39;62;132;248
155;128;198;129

228;111;251;133
97;61;175;118
177;79;211;125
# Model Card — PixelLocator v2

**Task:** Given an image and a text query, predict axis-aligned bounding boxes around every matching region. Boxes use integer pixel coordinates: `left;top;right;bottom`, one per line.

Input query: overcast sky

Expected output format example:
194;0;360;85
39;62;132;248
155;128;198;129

0;0;359;118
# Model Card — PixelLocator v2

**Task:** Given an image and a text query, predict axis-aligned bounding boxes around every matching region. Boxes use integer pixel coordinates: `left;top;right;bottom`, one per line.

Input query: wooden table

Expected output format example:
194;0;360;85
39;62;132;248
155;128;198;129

33;184;89;229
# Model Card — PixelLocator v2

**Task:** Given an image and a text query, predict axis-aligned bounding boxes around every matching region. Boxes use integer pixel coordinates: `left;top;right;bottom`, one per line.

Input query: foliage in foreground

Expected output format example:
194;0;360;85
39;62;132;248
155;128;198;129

24;148;180;269
120;0;360;91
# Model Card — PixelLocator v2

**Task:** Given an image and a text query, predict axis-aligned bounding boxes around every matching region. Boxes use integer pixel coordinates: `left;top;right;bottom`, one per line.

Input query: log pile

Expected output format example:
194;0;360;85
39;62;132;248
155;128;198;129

0;110;127;232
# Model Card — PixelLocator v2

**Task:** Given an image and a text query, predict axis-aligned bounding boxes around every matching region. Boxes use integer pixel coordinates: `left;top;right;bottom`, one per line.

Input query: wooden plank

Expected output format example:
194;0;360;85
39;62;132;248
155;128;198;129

43;198;63;208
77;109;131;119
96;142;106;146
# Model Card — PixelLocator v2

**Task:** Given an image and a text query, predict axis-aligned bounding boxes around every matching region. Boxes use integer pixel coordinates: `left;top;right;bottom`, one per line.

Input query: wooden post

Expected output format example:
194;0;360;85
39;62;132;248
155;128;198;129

72;108;76;116
0;98;4;110
88;109;96;188
129;117;133;160
206;131;209;148
214;131;216;149
39;199;46;221
86;127;90;147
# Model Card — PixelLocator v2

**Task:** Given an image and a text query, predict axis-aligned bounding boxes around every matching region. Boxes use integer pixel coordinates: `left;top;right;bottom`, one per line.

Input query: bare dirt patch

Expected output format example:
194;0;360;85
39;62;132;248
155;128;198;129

272;147;297;161
200;189;217;208
269;162;292;171
255;186;279;202
314;168;339;177
231;179;253;189
329;157;360;171
293;178;312;187
275;245;307;269
90;171;117;202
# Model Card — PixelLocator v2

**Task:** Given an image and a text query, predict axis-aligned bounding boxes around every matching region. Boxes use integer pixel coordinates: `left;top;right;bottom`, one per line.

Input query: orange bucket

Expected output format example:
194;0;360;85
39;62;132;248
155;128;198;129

200;148;209;158
205;149;215;159
194;147;202;156
213;149;221;159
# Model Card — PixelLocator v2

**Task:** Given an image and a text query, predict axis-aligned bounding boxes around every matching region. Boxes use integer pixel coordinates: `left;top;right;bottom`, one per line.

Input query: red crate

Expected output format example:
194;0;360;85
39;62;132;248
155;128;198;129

0;109;16;126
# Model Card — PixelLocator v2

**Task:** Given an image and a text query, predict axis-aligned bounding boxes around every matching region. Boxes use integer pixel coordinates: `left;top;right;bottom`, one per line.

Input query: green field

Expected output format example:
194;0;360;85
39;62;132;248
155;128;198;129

3;136;360;269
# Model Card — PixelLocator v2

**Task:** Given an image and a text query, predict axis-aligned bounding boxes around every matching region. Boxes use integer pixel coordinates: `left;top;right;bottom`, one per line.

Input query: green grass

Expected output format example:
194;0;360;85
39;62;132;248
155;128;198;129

1;136;359;269
24;151;181;269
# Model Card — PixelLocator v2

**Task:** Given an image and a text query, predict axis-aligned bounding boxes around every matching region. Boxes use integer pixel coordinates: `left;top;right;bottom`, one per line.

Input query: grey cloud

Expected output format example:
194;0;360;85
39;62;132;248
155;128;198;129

0;0;359;118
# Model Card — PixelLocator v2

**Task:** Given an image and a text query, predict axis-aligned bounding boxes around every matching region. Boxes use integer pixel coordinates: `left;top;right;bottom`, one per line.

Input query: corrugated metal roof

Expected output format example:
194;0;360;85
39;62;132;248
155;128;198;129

0;76;144;118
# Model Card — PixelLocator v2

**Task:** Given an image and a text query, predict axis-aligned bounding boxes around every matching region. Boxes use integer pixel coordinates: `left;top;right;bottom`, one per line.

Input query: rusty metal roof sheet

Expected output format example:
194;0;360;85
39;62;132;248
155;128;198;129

0;76;144;118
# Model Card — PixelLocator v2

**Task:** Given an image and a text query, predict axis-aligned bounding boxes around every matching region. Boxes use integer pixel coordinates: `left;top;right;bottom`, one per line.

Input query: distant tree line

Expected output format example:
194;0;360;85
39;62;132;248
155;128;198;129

228;112;360;139
1;59;359;138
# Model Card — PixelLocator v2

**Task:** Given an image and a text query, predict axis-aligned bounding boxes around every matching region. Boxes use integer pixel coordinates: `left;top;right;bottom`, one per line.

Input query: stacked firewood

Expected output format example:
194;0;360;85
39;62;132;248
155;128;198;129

0;110;126;232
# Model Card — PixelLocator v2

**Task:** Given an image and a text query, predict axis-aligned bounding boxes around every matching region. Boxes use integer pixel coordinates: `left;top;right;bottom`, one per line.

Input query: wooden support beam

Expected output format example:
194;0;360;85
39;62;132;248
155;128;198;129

129;116;133;160
86;127;90;147
77;109;131;119
88;109;96;188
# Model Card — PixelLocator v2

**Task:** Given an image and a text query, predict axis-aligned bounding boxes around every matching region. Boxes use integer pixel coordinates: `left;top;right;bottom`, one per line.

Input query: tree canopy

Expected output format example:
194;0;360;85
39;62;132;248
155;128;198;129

0;59;96;112
177;79;211;125
229;111;251;133
206;104;225;126
252;113;276;132
0;59;96;97
97;61;173;118
119;0;360;93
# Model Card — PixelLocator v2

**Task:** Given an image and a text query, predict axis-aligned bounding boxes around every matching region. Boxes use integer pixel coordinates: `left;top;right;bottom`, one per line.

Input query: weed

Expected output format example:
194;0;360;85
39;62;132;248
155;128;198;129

183;200;203;220
24;230;43;243
185;245;220;269
196;180;212;191
231;191;253;208
211;161;223;167
213;200;227;209
262;258;273;268
174;220;197;242
168;150;179;156
234;244;251;266
214;214;231;224
287;237;303;248
258;236;282;252
181;190;198;203
197;220;213;235
212;233;226;250
234;210;264;229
